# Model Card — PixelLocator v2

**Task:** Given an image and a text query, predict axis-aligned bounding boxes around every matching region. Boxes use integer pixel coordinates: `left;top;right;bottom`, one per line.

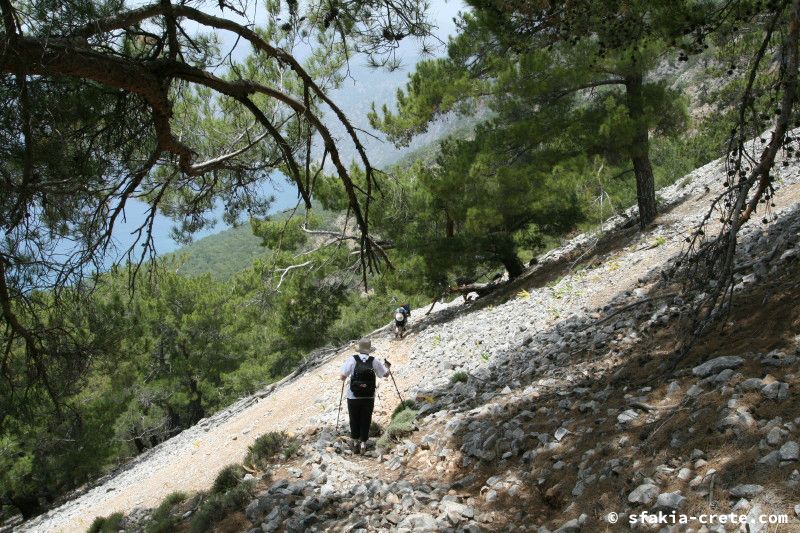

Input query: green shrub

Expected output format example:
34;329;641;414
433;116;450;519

189;494;225;533
391;400;416;419
378;405;418;448
145;491;188;533
189;481;254;533
369;420;383;437
246;431;288;468
450;371;468;384
221;480;254;509
211;464;246;495
282;441;300;459
86;512;124;533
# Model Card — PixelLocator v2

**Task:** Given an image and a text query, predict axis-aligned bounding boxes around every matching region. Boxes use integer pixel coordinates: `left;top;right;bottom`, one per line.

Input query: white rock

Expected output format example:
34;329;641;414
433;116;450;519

656;491;685;510
758;450;781;465
628;483;659;504
617;409;639;424
692;356;744;377
745;504;767;533
761;381;789;400
686;384;704;397
729;484;764;498
398;513;439;531
740;378;764;391
440;500;474;519
780;441;799;461
766;427;783;446
732;498;750;511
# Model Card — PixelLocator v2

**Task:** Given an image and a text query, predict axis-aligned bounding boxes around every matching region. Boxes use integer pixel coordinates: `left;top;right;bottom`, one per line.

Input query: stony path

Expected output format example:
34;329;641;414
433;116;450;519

19;151;800;532
18;326;430;532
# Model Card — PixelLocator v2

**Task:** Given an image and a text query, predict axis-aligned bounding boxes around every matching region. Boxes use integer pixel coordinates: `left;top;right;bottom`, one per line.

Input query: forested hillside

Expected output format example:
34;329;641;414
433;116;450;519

3;0;800;528
171;225;266;279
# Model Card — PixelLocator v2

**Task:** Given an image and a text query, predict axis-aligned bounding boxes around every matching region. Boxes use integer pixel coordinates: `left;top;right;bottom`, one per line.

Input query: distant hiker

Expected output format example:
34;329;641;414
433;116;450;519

394;303;411;339
339;339;390;455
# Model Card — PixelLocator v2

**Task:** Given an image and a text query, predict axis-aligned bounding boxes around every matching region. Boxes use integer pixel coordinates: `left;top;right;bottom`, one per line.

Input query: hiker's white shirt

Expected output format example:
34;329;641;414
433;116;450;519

340;353;388;400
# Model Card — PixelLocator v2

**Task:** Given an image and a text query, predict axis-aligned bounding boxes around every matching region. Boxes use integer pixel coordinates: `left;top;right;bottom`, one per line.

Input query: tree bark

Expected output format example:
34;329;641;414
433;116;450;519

495;241;525;279
187;377;204;425
9;492;44;519
625;73;658;228
133;436;146;454
502;254;525;279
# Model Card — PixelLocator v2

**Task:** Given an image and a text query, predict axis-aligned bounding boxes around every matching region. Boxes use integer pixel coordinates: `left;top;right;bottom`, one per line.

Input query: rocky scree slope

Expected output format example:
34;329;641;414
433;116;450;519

16;147;800;533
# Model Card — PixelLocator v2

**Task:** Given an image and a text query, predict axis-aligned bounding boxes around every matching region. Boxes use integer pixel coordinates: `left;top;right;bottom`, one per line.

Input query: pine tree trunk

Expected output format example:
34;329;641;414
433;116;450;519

496;243;525;279
505;255;525;279
187;377;205;425
133;436;146;453
10;493;45;519
625;73;658;228
445;213;454;238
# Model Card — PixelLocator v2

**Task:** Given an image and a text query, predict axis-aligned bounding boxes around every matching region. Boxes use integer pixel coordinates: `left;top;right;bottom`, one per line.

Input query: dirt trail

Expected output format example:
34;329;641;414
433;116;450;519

21;166;800;533
22;330;421;532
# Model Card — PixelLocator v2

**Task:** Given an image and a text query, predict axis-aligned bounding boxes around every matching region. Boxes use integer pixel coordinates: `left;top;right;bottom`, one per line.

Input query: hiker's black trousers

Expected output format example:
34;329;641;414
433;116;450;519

347;398;374;441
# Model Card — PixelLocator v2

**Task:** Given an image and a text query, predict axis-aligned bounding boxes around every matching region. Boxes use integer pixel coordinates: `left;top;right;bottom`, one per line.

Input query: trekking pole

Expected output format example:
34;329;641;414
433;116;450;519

386;362;405;404
335;379;345;433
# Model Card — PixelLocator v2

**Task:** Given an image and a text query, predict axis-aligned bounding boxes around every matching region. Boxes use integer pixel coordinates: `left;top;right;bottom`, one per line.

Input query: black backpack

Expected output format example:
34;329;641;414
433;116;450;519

350;355;376;398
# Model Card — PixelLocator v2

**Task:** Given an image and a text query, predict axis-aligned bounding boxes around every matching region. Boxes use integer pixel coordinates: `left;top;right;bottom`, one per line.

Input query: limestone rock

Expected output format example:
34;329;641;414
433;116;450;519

628;483;659;504
692;356;744;377
729;484;764;498
655;491;685;510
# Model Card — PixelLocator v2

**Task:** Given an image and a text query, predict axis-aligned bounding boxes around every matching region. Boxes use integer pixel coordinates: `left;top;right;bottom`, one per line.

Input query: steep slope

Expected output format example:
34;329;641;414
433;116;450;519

17;150;800;532
170;224;267;279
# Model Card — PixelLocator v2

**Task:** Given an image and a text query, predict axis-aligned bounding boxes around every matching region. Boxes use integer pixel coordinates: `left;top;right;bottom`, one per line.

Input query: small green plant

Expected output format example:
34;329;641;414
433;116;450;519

211;464;246;494
221;481;254;509
189;480;254;533
653;235;666;247
516;289;530;300
246;431;288;468
189;494;225;533
369;420;383;437
378;404;419;448
480;351;491;362
552;283;569;299
282;441;300;459
391;400;416;418
87;512;124;533
450;371;468;384
146;491;188;533
432;334;442;347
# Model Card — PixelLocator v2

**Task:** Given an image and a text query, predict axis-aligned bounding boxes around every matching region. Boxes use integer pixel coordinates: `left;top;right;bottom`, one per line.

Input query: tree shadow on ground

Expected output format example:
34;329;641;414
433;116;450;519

397;208;800;531
166;206;800;533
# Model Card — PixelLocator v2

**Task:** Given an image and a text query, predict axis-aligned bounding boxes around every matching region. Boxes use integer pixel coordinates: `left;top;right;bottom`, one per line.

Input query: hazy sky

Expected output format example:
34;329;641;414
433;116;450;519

112;0;462;260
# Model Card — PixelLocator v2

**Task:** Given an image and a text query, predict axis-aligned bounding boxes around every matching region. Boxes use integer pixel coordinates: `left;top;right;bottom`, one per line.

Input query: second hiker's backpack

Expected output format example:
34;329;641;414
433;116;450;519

350;355;376;398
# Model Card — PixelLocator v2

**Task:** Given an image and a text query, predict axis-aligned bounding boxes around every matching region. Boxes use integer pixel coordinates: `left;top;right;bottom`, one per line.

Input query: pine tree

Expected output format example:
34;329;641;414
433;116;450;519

370;1;715;228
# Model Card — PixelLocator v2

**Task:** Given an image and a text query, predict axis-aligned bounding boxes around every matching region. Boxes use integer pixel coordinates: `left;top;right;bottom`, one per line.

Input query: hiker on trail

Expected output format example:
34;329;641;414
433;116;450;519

339;339;390;455
394;303;411;329
393;303;411;339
